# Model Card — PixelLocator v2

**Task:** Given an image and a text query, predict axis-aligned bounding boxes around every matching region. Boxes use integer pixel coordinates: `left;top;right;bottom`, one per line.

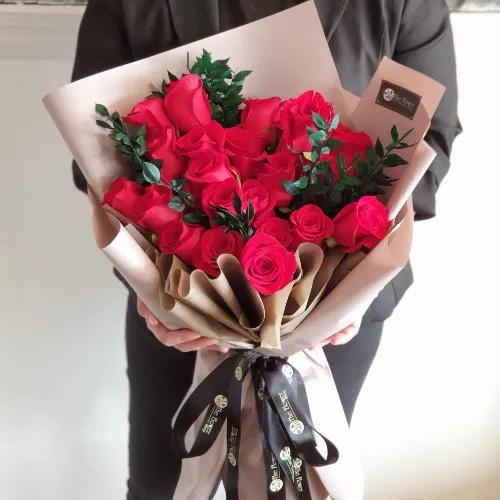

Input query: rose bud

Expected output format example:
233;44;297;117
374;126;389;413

176;120;225;159
164;74;212;133
241;232;297;296
254;218;297;252
102;177;144;224
278;90;333;152
332;196;389;253
192;226;245;277
290;204;335;246
157;219;205;267
241;97;281;141
224;126;267;158
257;152;299;207
136;184;180;234
202;178;245;220
185;153;233;187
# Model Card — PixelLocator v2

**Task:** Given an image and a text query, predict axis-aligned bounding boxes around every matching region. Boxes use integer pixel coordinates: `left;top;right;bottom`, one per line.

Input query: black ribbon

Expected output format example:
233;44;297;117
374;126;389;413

172;351;339;499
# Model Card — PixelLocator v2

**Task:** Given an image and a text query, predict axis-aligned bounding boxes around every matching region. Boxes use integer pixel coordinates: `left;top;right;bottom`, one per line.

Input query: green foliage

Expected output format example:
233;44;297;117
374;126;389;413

215;194;255;240
95;104;163;186
281;111;415;217
189;49;252;127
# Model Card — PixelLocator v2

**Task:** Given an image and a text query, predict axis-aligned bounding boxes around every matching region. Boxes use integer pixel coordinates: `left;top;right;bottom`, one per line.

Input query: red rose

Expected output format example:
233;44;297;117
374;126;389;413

241;97;281;141
185;153;233;187
324;123;373;178
257;152;299;207
201;178;244;220
224;126;266;158
254;218;297;252
136;184;180;234
153;141;186;183
241;233;297;296
176;120;225;159
290;204;335;246
164;74;212;133
192;227;244;277
278;90;334;152
232;155;266;181
241;179;275;222
124;97;174;154
157;219;205;266
332;196;389;253
124;98;186;181
102;177;144;224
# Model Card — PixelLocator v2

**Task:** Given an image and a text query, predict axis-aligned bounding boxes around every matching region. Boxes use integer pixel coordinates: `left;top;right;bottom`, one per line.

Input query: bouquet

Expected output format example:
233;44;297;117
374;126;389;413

95;50;414;351
44;2;445;498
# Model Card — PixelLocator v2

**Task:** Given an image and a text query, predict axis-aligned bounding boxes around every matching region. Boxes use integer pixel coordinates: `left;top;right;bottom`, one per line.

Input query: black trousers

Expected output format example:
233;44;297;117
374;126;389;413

125;293;384;500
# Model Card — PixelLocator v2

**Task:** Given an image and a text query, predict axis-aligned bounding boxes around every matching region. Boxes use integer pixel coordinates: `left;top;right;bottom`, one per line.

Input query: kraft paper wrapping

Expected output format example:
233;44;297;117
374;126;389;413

43;1;446;497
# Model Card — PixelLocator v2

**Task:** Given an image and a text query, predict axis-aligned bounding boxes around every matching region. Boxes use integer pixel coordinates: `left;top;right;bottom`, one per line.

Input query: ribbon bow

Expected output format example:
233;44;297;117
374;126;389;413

172;351;339;499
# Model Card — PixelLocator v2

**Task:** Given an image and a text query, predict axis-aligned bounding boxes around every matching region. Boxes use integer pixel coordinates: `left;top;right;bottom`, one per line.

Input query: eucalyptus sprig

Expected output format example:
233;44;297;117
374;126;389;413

95;103;163;185
215;195;255;240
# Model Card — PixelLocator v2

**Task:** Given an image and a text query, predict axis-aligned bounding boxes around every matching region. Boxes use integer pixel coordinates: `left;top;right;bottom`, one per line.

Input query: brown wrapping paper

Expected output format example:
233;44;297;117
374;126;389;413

43;2;446;497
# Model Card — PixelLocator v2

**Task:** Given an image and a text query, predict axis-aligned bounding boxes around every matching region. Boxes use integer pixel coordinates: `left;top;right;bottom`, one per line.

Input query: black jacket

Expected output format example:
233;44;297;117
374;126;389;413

71;0;461;322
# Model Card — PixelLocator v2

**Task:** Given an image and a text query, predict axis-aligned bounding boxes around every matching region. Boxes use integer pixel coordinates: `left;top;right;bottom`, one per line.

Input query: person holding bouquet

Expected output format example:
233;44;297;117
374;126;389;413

70;1;460;498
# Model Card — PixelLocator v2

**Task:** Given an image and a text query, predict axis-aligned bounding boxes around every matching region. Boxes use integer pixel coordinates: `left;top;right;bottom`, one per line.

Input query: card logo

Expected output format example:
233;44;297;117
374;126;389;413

376;80;422;120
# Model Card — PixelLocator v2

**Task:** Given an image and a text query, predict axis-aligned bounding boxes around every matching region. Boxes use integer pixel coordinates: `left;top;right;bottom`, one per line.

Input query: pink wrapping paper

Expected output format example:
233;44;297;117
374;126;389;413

43;2;445;498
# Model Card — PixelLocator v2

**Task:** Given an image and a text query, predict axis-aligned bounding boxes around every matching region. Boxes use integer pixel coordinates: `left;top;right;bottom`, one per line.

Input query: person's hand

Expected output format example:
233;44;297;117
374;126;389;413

309;320;362;349
137;298;229;353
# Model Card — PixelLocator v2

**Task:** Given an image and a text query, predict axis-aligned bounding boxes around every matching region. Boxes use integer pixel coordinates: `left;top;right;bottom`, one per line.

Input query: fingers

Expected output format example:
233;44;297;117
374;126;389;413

174;337;222;353
329;321;361;346
137;297;148;318
137;297;227;352
308;320;362;350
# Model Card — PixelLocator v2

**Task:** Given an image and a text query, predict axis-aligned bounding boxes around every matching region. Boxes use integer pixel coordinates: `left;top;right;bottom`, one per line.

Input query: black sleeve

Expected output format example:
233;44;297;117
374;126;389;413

70;0;133;193
394;0;462;220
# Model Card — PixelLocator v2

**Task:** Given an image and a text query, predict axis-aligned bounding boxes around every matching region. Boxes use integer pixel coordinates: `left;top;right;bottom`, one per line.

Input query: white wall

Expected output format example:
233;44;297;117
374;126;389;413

0;9;498;500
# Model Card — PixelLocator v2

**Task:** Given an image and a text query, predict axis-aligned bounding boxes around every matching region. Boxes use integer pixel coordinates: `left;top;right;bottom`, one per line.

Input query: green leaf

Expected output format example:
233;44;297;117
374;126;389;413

399;128;414;143
233;194;242;214
96;119;113;129
247;201;255;221
167;70;178;82
375;138;384;158
355;161;369;176
326;138;342;150
115;144;132;156
383;154;408;167
307;128;327;147
337;152;346;176
390;125;399;144
312;112;328;131
282;176;309;195
233;70;252;84
95;103;110;117
168;196;186;212
142;162;161;184
183;212;203;224
342;176;362;187
329;114;340;131
366;148;377;166
131;124;146;141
